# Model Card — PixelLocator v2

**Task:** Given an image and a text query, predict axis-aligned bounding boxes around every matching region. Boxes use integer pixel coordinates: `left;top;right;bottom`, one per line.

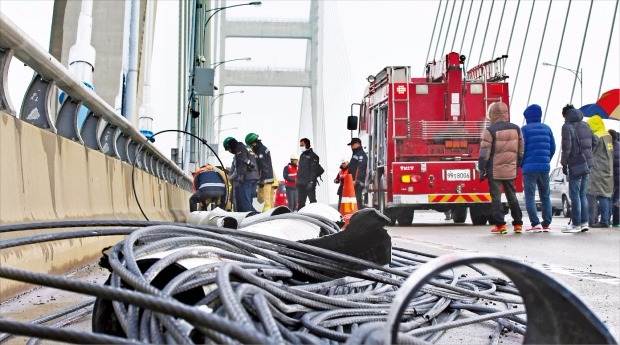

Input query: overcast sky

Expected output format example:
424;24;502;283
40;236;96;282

2;0;619;203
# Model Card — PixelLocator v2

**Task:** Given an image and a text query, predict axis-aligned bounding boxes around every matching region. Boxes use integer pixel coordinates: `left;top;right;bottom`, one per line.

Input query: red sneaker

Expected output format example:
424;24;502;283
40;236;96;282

491;224;507;234
514;224;523;233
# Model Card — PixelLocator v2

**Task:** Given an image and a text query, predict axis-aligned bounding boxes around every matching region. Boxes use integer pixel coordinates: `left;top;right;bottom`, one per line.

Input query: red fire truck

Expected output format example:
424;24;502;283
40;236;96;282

350;52;523;226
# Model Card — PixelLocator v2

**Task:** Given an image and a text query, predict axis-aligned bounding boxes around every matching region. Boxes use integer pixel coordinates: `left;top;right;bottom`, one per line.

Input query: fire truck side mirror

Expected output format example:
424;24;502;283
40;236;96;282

347;115;358;131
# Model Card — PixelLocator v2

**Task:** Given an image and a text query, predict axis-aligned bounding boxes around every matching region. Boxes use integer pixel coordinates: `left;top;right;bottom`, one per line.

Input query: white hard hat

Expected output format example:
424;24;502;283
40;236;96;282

340;156;349;164
290;154;299;160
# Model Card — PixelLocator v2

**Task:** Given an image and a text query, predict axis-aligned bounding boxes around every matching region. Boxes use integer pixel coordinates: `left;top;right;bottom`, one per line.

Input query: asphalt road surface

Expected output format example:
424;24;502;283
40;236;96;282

388;210;620;341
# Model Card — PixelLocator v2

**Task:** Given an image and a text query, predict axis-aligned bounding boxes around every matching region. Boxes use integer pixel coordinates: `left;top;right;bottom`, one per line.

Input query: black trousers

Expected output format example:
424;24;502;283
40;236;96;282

189;189;225;212
297;184;317;210
488;178;522;226
355;185;365;209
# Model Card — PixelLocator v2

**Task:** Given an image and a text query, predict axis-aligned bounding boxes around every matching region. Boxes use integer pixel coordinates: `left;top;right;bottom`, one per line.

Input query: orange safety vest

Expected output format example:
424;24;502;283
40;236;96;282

285;163;298;187
338;167;349;187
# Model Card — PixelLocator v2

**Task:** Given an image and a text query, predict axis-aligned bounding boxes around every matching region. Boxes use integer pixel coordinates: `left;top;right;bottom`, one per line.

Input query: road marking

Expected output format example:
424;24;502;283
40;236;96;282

393;236;620;286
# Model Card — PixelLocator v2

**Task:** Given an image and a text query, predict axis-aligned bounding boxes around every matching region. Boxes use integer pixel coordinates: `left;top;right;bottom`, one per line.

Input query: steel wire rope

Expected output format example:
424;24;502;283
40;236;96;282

424;0;444;73
433;0;450;60
24;306;94;345
464;0;485;71
597;0;619;97
0;228;136;250
0;319;145;345
568;0;594;106
509;0;535;109
0;219;177;233
407;308;526;336
0;265;273;344
0;298;95;343
476;0;496;65
440;0;458;57
131;129;228;221
503;0;521;59
524;0;554;111
450;0;466;52
490;0;508;59
541;0;574;123
458;0;475;56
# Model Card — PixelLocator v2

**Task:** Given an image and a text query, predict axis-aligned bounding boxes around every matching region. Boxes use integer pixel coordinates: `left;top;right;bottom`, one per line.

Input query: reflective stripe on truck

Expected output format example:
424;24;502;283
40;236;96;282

428;193;491;203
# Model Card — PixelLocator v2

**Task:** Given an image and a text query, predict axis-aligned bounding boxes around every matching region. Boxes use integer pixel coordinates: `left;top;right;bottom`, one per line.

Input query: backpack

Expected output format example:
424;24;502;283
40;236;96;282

316;163;325;184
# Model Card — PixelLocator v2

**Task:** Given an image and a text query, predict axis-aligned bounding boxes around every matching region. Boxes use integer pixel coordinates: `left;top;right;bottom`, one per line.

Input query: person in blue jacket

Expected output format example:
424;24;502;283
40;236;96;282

189;165;227;211
521;104;556;233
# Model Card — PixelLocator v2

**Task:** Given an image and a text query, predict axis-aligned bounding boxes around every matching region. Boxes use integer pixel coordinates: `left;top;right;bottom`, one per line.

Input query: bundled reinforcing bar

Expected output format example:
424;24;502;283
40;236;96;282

0;207;616;344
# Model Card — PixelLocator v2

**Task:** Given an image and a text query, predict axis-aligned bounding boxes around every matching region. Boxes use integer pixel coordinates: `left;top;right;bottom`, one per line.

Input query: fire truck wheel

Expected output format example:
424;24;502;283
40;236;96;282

470;207;488;225
452;208;467;224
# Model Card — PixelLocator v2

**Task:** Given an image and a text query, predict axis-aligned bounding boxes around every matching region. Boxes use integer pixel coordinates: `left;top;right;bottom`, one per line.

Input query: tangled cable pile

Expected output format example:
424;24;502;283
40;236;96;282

0;213;527;344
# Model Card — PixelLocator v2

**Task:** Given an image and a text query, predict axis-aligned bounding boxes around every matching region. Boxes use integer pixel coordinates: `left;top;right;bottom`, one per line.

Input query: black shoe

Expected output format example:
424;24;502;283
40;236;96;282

590;223;610;228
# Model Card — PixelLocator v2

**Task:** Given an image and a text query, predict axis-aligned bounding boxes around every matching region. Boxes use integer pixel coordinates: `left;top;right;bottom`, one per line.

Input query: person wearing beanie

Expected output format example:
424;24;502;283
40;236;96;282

586;115;614;228
521;104;556;232
560;105;598;233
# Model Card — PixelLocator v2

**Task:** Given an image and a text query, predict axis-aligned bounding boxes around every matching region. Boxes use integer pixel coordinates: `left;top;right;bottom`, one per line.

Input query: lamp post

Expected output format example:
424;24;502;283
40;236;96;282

215;111;242;123
206;91;244;162
205;2;261;34
212;57;251;69
542;62;583;106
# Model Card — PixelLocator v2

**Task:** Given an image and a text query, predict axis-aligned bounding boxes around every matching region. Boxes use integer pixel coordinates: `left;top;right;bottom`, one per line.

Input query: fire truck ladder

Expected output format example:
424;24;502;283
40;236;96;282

390;66;411;140
466;55;509;115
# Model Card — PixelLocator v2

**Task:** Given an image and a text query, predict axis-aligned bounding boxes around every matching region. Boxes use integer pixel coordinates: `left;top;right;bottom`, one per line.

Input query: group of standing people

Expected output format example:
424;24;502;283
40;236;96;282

479;101;619;235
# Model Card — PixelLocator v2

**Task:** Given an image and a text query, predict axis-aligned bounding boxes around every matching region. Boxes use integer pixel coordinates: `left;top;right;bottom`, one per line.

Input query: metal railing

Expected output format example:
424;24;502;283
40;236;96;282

0;13;192;190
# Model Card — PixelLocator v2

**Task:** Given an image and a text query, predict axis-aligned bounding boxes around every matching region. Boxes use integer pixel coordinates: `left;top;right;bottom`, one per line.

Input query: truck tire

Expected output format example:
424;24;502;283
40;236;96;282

470;207;488;225
452;208;467;224
397;211;414;226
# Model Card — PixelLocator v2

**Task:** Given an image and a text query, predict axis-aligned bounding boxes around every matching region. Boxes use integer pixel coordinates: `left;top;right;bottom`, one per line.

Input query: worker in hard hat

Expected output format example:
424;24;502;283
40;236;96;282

334;157;349;210
245;133;274;212
190;165;227;211
283;154;299;210
223;137;259;212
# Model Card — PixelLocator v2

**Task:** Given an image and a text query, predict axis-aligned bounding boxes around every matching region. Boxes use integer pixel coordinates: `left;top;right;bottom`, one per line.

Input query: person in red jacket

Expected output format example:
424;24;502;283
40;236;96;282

282;154;299;210
334;157;349;210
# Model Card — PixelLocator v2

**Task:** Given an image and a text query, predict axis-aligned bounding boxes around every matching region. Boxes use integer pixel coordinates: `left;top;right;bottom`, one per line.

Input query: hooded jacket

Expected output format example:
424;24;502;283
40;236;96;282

560;108;597;174
521;104;556;174
479;102;524;180
586;115;613;196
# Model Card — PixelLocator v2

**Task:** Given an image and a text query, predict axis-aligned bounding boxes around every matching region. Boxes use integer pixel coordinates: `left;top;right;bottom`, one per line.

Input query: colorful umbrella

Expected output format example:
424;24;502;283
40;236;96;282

579;88;619;120
597;89;619;120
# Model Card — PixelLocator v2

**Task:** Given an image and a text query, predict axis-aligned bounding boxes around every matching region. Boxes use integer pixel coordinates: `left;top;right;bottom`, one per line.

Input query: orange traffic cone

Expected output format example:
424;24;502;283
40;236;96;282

339;174;358;228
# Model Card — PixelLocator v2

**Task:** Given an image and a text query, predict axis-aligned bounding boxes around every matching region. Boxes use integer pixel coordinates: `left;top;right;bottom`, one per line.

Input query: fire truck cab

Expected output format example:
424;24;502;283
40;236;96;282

351;52;522;226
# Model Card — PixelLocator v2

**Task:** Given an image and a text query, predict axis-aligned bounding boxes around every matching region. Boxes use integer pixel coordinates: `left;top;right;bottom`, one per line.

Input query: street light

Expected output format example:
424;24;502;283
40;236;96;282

542;62;583;106
215;111;242;123
205;2;261;32
218;127;238;134
211;57;251;69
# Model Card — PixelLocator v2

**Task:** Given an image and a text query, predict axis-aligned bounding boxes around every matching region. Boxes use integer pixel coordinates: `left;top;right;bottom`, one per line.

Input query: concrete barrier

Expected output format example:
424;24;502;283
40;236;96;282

0;111;191;300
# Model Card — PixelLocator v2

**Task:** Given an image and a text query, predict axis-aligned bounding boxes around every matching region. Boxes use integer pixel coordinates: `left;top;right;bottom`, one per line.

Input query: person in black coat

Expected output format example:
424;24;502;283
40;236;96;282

296;138;320;210
609;129;620;227
347;137;368;208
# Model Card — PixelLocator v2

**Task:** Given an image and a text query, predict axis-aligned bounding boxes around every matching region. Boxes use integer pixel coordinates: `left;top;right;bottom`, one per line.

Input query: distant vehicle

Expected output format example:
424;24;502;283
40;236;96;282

549;167;571;217
274;181;289;208
351;52;522;226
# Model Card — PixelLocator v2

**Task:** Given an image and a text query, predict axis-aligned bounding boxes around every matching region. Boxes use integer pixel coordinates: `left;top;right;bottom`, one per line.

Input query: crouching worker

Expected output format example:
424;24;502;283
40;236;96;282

189;165;227;211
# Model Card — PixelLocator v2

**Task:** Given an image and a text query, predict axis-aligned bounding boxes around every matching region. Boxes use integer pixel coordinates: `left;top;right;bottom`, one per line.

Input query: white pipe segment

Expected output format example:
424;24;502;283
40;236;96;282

298;203;343;224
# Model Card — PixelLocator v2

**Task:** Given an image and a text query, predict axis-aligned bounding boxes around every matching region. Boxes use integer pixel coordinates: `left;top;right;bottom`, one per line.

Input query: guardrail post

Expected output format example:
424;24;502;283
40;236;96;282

0;48;15;116
56;97;84;143
19;74;56;132
81;111;102;150
100;123;119;158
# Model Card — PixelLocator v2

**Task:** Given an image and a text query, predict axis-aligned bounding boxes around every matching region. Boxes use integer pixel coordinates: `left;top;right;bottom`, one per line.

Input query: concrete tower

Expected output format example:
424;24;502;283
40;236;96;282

216;0;327;201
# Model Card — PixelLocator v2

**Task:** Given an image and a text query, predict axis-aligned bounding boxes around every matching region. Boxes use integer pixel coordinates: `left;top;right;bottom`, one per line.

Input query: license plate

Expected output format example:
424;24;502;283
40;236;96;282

446;169;471;181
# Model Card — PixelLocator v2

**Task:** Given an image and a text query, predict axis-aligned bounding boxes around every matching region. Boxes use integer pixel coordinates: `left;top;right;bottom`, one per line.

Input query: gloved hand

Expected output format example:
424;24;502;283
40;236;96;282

333;177;339;184
562;164;568;176
355;181;364;188
258;181;265;188
308;181;316;189
479;172;487;182
228;172;238;181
